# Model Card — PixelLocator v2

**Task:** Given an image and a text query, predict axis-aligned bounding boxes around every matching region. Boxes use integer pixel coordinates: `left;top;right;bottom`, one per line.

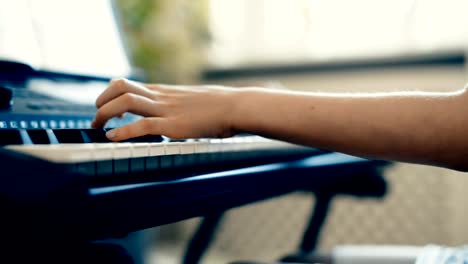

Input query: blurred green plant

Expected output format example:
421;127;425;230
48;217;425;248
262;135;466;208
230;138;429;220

116;0;211;83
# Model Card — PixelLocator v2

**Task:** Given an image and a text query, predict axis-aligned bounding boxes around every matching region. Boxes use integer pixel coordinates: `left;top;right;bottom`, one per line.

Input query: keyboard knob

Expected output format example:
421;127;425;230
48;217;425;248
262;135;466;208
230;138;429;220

0;86;13;109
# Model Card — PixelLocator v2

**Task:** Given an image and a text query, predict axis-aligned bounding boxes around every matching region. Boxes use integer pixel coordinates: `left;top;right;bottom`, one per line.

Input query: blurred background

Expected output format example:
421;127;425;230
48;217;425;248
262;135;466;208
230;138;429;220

114;0;468;263
3;0;468;263
109;0;468;263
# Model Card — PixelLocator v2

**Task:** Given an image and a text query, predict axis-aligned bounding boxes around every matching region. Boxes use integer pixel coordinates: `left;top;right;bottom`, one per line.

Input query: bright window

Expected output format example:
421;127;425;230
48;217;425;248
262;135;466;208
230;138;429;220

208;0;468;68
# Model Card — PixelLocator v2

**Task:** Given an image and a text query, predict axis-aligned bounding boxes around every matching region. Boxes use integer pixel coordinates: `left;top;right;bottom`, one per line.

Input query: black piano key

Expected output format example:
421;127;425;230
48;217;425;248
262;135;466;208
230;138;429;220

80;130;93;143
53;129;86;143
82;129;111;143
27;129;51;144
0;129;27;146
82;128;163;143
123;134;164;143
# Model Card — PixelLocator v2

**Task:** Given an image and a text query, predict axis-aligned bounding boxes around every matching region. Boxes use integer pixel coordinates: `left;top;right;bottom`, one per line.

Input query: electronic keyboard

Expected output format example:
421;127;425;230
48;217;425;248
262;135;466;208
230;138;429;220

0;65;388;264
1;128;319;185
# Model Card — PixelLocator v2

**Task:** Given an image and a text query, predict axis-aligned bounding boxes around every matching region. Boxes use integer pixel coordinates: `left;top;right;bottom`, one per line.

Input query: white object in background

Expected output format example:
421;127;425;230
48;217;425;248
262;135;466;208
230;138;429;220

333;245;423;264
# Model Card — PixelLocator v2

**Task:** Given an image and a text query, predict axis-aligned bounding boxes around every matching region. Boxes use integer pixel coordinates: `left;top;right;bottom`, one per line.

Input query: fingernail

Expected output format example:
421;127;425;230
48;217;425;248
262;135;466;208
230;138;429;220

106;129;117;139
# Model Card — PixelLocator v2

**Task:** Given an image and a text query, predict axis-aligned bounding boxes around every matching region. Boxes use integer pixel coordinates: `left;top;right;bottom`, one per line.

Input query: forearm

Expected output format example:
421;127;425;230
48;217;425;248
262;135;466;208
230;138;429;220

92;79;468;170
232;88;468;170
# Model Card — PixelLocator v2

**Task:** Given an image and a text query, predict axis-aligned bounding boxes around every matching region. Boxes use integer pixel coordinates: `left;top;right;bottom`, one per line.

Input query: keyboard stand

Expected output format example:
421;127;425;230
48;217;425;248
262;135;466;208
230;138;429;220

183;160;386;264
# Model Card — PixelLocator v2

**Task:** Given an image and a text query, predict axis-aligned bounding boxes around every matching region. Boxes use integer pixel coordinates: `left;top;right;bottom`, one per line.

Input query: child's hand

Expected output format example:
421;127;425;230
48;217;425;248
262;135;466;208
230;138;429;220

92;79;240;141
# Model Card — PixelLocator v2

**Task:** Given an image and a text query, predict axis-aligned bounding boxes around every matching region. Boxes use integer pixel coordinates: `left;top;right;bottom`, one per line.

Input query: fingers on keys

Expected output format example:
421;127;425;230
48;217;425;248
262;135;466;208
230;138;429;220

105;118;165;141
92;92;161;128
95;78;157;108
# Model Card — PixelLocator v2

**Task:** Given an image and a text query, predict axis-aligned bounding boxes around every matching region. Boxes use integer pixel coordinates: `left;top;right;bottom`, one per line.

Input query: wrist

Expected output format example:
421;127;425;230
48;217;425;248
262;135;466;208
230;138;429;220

229;87;265;134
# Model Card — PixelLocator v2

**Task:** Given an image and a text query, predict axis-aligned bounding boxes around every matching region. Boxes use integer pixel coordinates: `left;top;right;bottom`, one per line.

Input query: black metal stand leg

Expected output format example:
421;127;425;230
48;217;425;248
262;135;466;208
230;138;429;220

280;193;333;263
183;212;224;264
300;193;332;253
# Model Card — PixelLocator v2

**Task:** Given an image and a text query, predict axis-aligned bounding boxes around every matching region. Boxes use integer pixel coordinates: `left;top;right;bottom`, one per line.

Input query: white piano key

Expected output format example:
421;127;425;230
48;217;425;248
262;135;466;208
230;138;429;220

93;143;115;161
113;143;132;160
5;144;95;163
208;139;222;153
149;143;165;156
231;137;245;151
112;143;132;174
195;139;210;154
193;140;210;163
4;135;318;170
91;143;115;175
164;142;180;155
131;143;150;158
179;142;195;154
146;143;164;170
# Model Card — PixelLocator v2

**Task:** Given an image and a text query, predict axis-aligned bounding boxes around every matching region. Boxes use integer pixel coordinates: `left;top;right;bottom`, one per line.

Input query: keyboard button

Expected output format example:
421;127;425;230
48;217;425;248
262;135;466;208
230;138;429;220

76;120;84;128
40;120;48;128
49;120;57;129
19;121;28;129
30;121;39;129
67;120;75;128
